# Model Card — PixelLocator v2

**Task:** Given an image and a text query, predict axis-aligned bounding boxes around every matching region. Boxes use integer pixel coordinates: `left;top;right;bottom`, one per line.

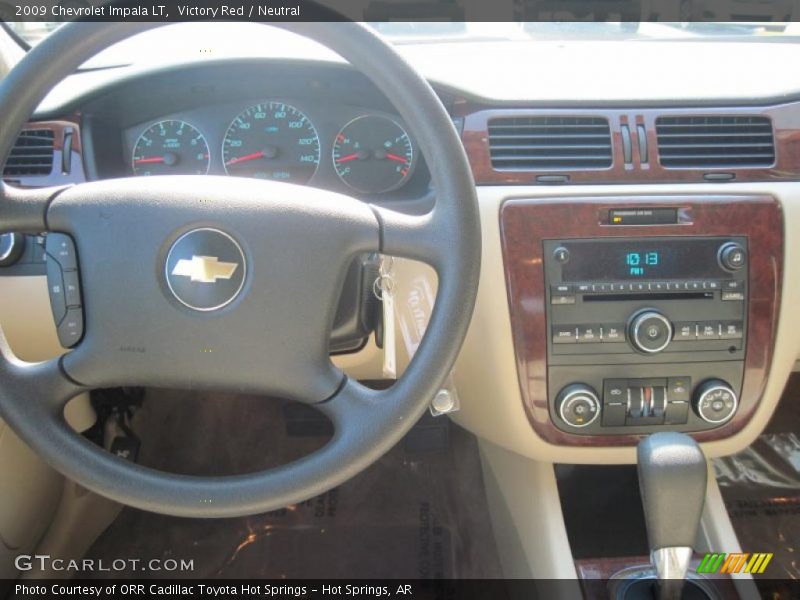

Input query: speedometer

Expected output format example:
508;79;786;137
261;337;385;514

222;102;320;183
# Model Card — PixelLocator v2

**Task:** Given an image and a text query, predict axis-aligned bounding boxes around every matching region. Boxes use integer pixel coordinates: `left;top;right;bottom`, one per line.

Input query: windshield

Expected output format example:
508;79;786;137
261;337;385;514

8;21;800;47
4;21;800;69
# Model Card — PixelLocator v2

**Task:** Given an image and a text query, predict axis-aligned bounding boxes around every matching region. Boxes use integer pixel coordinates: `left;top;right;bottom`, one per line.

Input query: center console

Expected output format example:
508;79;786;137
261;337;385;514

500;195;782;446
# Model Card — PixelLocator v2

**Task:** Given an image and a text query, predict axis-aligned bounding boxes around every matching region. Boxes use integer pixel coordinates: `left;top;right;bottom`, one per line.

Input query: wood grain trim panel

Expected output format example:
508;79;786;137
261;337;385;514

499;195;783;447
462;103;800;185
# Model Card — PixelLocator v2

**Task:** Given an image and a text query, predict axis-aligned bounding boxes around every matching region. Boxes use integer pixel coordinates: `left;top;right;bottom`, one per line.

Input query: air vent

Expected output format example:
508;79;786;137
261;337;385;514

488;116;612;170
656;116;775;168
3;129;55;177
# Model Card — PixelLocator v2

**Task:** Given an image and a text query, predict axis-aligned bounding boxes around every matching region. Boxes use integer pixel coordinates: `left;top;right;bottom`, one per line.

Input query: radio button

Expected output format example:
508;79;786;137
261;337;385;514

552;326;577;344
721;291;745;302
576;283;592;293
551;295;576;305
719;242;747;271
698;322;720;339
552;284;573;295
577;324;600;343
674;322;697;340
649;282;668;292
608;282;627;293
553;246;570;264
703;281;721;290
686;281;703;291
720;321;744;339
631;282;648;292
723;280;745;291
592;283;611;293
602;324;626;343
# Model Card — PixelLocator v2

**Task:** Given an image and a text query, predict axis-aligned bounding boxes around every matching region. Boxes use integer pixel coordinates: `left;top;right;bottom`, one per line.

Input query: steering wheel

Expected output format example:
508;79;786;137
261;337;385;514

0;23;480;517
0;23;481;517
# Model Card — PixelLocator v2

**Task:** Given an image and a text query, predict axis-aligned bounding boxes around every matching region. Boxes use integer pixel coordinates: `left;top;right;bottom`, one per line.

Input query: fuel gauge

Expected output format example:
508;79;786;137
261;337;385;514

332;115;415;194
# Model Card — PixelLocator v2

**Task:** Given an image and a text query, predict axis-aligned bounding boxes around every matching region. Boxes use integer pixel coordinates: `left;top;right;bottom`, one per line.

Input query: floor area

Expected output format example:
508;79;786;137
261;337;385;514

83;388;503;579
713;374;800;592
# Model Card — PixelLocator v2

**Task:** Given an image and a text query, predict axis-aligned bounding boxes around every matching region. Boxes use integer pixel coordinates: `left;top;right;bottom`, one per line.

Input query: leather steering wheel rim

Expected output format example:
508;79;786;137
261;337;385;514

0;22;480;518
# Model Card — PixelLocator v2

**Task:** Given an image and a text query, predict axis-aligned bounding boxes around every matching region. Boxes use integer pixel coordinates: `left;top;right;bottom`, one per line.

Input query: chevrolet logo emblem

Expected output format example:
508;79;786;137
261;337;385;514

171;255;239;283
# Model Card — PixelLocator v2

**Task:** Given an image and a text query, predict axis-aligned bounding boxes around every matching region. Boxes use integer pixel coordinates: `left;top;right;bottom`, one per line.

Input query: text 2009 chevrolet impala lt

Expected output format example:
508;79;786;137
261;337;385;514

0;18;799;600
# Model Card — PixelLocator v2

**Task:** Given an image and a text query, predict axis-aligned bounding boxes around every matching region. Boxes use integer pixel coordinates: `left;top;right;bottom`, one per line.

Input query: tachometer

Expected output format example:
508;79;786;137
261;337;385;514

332;115;415;194
132;120;210;176
222;102;320;183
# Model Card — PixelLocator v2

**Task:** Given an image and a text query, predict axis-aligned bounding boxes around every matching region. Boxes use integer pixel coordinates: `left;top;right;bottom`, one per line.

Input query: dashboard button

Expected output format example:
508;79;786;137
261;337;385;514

664;401;690;425
631;282;648;292
602;402;626;427
698;322;720;339
723;280;745;291
686;281;703;291
720;321;744;340
552;284;573;295
719;242;747;271
603;379;628;404
63;270;82;308
577;324;600;343
722;291;745;301
45;232;77;270
46;256;67;325
667;377;692;403
576;283;592;293
57;308;83;348
552;326;576;344
551;295;576;305
553;246;570;264
674;322;697;340
703;281;721;290
649;282;667;292
602;324;626;343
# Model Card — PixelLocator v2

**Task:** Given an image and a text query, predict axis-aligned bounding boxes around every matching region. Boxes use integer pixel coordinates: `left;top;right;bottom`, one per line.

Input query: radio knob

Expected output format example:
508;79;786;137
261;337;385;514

693;379;738;424
718;242;747;271
556;384;600;428
628;309;673;354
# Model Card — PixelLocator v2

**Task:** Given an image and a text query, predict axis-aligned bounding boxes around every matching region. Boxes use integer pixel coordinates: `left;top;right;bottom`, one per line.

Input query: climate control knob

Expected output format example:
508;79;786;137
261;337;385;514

628;309;673;354
693;379;738;424
556;384;600;428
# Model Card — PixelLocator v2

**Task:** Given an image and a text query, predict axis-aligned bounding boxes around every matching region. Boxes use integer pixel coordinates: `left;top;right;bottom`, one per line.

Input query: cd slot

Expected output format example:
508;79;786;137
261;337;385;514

583;292;713;302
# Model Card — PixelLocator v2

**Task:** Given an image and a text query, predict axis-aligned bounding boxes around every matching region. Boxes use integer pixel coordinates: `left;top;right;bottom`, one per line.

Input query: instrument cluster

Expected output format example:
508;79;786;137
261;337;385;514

126;100;418;196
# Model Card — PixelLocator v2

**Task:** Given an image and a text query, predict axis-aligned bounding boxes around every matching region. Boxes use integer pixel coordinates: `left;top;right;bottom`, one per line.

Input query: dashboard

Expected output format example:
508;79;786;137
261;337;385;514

2;50;800;464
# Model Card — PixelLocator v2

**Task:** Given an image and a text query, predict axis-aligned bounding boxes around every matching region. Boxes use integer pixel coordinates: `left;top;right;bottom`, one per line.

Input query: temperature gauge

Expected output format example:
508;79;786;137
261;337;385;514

332;115;415;194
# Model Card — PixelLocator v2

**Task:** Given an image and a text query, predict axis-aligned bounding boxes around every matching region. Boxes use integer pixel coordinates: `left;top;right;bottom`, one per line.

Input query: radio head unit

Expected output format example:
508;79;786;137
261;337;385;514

543;236;747;435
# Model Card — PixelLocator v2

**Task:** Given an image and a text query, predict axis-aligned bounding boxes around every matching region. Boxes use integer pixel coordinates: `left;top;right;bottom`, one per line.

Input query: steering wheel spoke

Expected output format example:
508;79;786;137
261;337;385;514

0;181;71;234
0;336;85;420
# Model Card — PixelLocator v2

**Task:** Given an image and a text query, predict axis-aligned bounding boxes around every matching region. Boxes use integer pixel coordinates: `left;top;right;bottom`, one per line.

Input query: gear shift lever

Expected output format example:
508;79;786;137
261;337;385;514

637;432;707;600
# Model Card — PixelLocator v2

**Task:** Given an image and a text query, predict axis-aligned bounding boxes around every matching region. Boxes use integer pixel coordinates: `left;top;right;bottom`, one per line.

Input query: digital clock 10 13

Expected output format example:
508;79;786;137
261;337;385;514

625;251;659;277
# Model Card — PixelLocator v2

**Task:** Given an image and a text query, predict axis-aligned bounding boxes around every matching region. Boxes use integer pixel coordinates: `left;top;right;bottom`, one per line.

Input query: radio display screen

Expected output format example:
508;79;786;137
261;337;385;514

558;238;735;282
